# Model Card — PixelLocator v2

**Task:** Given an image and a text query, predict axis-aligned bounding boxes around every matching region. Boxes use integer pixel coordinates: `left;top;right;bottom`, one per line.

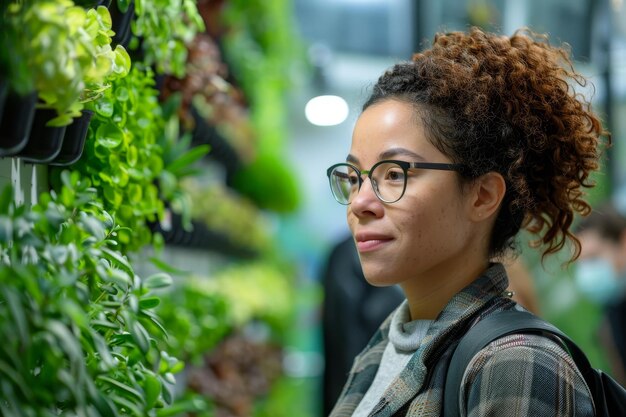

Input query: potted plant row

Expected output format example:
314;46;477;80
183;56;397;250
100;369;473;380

0;1;130;163
0;97;93;165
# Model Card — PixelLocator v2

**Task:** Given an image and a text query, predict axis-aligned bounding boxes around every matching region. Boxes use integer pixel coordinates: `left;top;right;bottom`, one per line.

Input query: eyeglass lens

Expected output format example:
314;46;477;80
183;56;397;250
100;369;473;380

329;162;406;204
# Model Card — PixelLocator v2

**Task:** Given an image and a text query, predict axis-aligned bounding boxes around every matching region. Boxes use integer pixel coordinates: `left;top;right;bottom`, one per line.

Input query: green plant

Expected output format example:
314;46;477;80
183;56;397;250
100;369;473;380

206;0;303;212
154;261;295;367
131;0;205;77
153;276;232;365
0;172;181;416
202;262;295;335
52;64;165;252
0;2;25;90
160;33;257;164
253;376;317;417
186;330;283;417
81;5;132;103
3;1;130;126
220;0;304;152
155;261;294;417
156;393;214;417
157;93;211;230
230;153;300;213
192;92;256;164
182;179;272;254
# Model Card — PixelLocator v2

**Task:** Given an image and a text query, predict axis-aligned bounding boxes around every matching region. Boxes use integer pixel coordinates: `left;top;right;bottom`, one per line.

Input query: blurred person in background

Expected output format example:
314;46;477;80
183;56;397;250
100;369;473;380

575;203;626;384
325;27;609;416
321;235;404;416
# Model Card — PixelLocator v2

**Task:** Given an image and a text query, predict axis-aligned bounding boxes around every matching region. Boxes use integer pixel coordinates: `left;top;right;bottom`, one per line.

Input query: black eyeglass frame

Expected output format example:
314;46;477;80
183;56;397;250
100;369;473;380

326;159;466;205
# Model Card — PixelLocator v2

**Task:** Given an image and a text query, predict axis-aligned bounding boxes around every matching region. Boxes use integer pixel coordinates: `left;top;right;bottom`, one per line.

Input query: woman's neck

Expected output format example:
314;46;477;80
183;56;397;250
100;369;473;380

400;254;489;320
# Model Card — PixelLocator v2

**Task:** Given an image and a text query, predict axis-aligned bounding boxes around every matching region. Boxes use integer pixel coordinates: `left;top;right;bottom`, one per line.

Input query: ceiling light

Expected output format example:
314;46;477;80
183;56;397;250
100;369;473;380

304;95;349;126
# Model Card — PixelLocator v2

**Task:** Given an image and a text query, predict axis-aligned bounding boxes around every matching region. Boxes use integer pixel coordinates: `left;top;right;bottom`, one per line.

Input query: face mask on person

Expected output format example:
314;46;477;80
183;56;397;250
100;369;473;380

575;258;626;305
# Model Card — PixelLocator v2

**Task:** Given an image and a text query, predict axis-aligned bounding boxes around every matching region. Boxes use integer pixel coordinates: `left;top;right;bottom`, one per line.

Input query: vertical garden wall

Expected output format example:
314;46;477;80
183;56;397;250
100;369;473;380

0;0;305;415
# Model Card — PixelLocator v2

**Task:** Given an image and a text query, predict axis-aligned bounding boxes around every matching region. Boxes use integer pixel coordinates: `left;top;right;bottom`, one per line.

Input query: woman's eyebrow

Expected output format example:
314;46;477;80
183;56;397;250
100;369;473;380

346;154;359;164
379;148;426;161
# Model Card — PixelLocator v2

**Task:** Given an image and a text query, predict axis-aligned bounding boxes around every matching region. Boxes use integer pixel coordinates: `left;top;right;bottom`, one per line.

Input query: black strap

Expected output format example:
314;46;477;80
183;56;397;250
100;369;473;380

443;310;596;417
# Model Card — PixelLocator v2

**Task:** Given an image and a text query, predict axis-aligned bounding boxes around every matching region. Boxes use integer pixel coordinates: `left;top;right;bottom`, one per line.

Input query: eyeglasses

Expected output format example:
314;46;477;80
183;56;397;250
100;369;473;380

326;159;465;205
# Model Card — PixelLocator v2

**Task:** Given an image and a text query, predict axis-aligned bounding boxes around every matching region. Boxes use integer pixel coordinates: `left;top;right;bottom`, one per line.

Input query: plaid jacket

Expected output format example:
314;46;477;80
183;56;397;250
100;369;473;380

329;263;595;417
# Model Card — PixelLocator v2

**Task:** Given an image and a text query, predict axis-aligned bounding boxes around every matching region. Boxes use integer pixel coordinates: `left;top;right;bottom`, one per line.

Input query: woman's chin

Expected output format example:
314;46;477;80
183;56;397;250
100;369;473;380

362;271;400;288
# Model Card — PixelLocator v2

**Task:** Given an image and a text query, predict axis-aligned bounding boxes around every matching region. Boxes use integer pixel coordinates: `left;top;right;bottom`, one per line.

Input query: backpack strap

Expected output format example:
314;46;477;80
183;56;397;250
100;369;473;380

443;309;594;417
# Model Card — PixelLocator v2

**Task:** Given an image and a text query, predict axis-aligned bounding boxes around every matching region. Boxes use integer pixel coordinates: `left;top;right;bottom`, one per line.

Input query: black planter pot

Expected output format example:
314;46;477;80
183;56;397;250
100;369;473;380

149;212;258;258
50;110;94;166
19;108;67;164
0;80;8;127
110;0;135;48
0;90;38;157
154;73;166;94
74;0;111;7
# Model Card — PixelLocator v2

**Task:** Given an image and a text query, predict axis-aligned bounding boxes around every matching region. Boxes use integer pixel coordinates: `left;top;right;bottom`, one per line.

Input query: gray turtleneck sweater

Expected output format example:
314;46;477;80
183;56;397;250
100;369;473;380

352;301;432;417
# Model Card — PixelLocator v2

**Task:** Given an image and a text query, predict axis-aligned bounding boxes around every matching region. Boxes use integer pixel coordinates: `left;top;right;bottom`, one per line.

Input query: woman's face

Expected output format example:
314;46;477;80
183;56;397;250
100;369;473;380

347;99;476;287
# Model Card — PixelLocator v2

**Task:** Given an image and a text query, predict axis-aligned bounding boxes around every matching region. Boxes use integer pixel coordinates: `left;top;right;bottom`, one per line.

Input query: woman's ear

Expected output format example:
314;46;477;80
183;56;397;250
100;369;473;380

468;172;506;221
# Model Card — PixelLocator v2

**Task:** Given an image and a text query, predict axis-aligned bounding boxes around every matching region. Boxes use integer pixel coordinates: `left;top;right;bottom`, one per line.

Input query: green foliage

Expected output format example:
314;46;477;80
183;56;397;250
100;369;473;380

221;0;303;152
203;262;295;335
156;393;214;417
81;5;132;102
0;173;180;416
253;377;317;417
156;261;295;365
154;262;294;416
53;65;165;252
182;179;272;254
190;82;256;164
231;152;300;213
220;0;304;212
131;0;205;77
2;1;131;126
153;276;232;365
158;93;211;230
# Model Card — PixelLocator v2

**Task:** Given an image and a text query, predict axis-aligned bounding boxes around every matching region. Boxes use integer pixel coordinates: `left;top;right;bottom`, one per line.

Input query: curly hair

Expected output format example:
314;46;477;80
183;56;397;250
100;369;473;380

364;27;610;261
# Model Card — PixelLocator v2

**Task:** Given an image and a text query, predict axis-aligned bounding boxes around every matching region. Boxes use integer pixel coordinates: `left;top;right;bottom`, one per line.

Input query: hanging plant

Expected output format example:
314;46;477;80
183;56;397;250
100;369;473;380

52;65;165;252
219;0;304;154
160;33;227;128
161;34;256;166
3;1;130;127
130;0;205;77
0;172;181;416
80;5;132;103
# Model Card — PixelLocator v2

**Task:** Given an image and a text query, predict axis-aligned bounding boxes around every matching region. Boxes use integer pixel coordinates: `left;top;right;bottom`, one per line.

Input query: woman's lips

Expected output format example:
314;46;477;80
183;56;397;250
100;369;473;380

355;233;393;253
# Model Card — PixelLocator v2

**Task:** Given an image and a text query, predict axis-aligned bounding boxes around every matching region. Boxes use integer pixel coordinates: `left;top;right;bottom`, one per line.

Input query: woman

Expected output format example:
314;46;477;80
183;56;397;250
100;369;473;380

326;27;608;417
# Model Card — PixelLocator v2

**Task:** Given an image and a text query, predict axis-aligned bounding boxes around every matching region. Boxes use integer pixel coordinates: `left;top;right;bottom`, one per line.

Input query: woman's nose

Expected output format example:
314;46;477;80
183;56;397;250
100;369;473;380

349;177;384;218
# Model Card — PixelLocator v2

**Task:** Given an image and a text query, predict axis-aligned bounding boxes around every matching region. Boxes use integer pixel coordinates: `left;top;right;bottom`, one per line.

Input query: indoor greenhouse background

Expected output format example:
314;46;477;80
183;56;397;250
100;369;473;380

0;0;625;416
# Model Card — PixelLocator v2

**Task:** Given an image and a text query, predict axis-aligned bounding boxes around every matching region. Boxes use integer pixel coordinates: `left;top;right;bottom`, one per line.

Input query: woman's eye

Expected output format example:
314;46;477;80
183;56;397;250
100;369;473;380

385;169;405;181
348;174;359;185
